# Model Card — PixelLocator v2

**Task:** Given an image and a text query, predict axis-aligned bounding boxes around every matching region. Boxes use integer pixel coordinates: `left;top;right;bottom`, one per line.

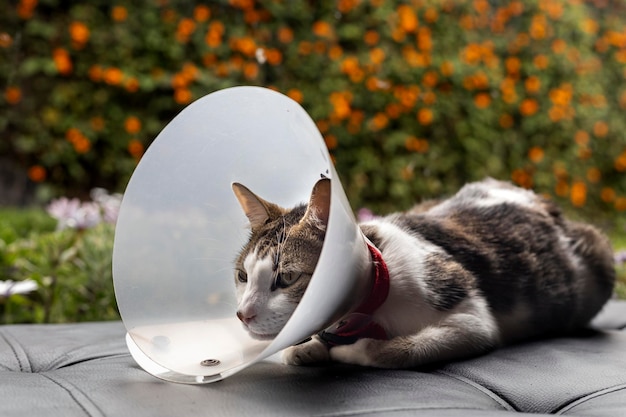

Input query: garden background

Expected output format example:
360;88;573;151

1;0;625;323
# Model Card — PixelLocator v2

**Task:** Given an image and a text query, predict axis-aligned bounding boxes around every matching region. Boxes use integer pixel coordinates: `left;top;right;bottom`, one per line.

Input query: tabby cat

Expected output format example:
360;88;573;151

231;178;615;368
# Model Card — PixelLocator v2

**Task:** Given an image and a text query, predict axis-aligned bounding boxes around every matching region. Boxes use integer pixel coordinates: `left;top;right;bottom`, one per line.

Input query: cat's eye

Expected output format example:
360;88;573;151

274;272;304;289
236;270;247;283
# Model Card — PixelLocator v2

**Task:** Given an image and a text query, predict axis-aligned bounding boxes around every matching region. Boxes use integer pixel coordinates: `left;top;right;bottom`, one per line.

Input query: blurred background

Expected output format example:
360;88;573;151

1;0;625;323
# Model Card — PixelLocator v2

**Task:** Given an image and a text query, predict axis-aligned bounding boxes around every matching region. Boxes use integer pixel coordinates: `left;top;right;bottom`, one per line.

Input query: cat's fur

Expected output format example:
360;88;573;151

232;178;615;368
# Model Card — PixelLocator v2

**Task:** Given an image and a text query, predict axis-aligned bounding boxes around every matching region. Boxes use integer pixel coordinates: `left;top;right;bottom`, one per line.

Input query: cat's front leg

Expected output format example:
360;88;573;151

282;335;330;365
330;312;500;368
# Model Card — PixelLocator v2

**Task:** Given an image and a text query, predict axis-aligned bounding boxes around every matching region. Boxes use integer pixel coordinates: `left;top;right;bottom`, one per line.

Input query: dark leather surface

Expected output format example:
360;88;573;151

1;301;625;417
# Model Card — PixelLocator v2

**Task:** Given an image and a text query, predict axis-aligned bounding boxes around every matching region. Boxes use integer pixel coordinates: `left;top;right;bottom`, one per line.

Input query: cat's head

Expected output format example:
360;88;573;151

232;178;330;340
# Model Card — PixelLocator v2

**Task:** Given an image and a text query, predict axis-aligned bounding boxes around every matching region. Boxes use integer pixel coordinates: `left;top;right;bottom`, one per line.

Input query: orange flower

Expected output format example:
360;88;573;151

528;146;544;163
405;136;429;153
511;168;532;188
509;1;524;15
615;197;626;211
386;103;403;119
545;1;563;19
232;37;256;56
555;180;569;197
417;108;434;125
505;56;521;75
53;48;72;75
124;116;142;134
286;88;303;104
524;76;541;94
243;62;258;80
312;21;333;38
519;98;539;116
88;65;102;82
463;71;489;90
193;5;211;22
474;93;491;109
369;48;385;65
417;27;432;51
586;167;601;183
422;91;436;105
128;139;144;159
277;27;294;44
174;88;192;104
4;86;22;104
533;54;549;69
72;135;91;154
364;30;379;46
329;91;352;120
103;67;123;85
593;121;609;137
552;39;567;54
338;0;358;13
422;71;438;88
529;14;548;39
266;48;282;65
125;77;139;93
601;187;615;203
424;7;438;23
440;61;454;77
69;21;90;46
574;130;589;146
397;5;418;33
473;0;490;14
324;134;338;150
17;0;37;19
328;45;343;60
176;18;196;42
570;181;587;207
614;152;626;171
370;112;389;131
111;6;128;22
27;165;46;182
549;84;573;107
581;18;598;34
316;119;329;133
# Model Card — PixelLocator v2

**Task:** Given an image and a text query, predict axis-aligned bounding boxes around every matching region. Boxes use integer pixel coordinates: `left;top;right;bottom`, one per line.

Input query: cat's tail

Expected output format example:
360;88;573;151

565;221;616;324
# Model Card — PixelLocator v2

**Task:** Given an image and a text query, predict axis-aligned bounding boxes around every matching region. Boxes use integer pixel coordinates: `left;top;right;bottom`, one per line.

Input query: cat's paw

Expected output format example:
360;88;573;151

282;337;330;365
329;338;377;367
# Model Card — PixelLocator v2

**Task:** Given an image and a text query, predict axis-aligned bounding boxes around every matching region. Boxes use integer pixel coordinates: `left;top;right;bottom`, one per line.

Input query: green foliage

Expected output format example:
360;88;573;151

2;0;626;215
1;216;118;324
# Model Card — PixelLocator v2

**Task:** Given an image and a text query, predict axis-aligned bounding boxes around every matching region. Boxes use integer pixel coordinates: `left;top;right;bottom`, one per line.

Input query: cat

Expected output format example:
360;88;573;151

231;178;615;368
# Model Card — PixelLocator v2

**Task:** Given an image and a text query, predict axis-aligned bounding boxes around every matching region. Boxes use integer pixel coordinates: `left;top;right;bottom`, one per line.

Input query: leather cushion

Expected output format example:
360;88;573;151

0;301;624;417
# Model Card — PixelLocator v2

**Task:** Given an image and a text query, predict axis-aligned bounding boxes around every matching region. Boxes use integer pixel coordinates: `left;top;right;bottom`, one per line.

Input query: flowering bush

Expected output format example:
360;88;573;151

0;191;120;323
2;0;626;216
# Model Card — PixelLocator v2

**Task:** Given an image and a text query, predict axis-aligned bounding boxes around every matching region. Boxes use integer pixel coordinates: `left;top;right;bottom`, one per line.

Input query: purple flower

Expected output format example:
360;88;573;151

90;188;122;224
615;250;626;266
47;197;102;230
357;208;378;222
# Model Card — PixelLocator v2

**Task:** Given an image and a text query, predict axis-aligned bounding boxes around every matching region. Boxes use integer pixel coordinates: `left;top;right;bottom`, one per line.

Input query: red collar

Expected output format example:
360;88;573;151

319;242;390;346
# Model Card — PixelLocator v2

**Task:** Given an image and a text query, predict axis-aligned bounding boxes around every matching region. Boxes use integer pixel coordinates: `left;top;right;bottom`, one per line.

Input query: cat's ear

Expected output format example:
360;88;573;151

303;178;331;230
232;183;284;230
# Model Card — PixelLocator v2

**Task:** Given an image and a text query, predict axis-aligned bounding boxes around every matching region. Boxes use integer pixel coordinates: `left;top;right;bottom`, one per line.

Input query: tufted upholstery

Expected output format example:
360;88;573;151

1;301;625;417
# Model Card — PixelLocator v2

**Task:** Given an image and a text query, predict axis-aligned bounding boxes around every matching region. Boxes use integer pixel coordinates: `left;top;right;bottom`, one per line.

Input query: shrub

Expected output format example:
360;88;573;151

2;0;626;217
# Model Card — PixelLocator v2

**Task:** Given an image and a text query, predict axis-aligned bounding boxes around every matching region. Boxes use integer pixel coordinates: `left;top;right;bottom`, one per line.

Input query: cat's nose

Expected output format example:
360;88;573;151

236;310;256;324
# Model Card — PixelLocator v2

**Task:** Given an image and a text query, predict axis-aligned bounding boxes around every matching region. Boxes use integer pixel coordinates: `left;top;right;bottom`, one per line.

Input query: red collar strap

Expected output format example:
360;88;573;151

319;242;390;347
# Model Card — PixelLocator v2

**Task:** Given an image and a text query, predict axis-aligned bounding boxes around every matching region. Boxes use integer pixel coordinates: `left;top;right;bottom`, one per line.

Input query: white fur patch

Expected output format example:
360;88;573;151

430;179;538;215
238;252;295;338
361;219;447;336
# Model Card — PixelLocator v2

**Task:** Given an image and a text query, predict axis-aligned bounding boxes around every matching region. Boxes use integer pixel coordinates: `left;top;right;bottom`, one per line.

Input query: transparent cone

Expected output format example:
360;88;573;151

113;86;371;384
